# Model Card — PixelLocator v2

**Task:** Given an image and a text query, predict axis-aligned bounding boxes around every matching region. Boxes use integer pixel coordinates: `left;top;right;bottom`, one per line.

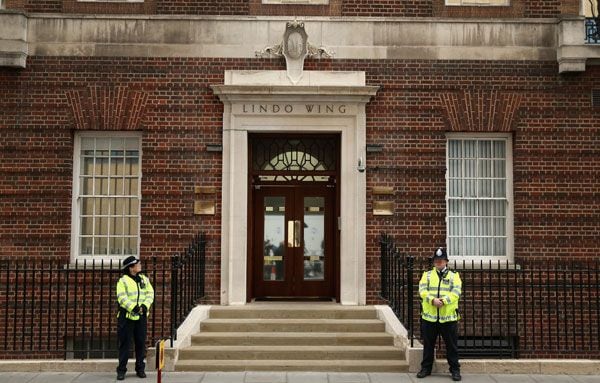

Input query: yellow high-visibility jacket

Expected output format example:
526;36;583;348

419;267;462;323
116;273;154;320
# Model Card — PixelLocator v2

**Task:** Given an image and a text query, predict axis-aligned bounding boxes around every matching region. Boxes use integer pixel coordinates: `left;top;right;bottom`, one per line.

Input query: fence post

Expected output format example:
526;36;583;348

407;255;414;348
170;256;179;347
380;233;388;299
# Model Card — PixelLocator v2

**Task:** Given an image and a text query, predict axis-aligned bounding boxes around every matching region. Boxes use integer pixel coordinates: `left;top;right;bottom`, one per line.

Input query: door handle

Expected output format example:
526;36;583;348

294;220;302;248
287;220;294;248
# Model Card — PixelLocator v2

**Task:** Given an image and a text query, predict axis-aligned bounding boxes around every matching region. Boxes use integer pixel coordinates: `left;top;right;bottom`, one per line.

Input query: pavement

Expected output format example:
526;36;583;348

0;372;598;383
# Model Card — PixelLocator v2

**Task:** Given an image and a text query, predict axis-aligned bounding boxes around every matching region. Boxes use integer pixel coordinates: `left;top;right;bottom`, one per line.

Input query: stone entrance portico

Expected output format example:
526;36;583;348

211;70;378;305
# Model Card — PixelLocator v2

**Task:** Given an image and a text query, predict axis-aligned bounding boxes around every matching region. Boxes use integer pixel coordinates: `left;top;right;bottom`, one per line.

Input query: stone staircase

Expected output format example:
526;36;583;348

174;304;409;372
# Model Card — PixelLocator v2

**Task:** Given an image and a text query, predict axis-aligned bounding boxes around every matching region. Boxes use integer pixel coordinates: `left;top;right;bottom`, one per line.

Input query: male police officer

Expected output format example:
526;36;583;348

417;248;462;381
116;256;154;380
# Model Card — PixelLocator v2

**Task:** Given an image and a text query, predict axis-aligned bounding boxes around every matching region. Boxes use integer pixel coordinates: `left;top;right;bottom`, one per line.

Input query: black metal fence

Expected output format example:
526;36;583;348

0;233;206;359
380;233;600;359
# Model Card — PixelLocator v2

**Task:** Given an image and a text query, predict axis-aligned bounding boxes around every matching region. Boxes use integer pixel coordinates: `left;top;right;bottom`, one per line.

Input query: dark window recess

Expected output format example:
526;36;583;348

592;89;600;107
457;336;519;358
66;337;119;359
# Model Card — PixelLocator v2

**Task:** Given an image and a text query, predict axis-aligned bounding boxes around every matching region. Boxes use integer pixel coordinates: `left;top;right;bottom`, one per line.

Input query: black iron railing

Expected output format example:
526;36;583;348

380;233;600;359
586;18;600;44
0;233;206;359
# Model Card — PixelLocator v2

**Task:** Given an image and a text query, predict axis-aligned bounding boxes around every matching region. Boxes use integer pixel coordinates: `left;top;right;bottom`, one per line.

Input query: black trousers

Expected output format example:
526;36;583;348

420;320;460;373
117;314;147;374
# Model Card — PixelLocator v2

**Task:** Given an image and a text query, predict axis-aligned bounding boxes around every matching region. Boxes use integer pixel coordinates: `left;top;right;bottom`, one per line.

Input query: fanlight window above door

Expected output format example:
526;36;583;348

251;137;338;182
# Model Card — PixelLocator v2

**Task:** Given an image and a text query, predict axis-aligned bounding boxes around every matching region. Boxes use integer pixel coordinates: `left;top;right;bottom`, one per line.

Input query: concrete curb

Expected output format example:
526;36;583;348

1;359;599;374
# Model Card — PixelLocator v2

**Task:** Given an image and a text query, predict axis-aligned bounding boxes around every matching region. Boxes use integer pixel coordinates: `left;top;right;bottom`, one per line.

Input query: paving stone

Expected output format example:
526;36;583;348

72;372;116;383
328;373;369;383
573;376;600;383
530;376;577;383
288;372;329;383
27;372;80;383
162;372;205;383
369;372;413;383
0;372;37;383
490;375;536;383
201;372;246;383
245;372;286;383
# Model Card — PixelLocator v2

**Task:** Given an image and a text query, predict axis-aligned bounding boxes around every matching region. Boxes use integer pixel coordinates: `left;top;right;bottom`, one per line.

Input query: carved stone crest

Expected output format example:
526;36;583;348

256;20;334;84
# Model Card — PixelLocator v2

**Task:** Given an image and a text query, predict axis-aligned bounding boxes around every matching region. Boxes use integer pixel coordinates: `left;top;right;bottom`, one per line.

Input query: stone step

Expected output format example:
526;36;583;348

175;359;409;372
178;345;404;360
200;319;385;333
191;332;394;346
209;306;377;319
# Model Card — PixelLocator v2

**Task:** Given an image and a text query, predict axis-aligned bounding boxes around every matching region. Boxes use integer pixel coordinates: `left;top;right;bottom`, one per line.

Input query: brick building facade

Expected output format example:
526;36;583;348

0;0;599;359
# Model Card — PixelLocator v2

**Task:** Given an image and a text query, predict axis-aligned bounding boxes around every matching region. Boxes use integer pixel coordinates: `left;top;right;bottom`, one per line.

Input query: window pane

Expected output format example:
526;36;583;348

479;201;492;216
96;217;108;235
124;237;137;255
448;140;461;158
465;179;476;197
478;160;492;178
127;198;139;215
111;157;124;176
494;218;506;236
494;200;506;216
479;141;491;158
494;238;506;256
493;180;506;197
81;217;93;235
95;157;109;176
464;141;477;158
109;237;123;256
81;157;94;176
81;138;94;155
449;217;462;236
465;159;476;177
449;180;461;197
449;200;461;216
125;158;138;176
478;179;492;197
494;159;506;177
81;177;93;195
80;237;93;255
493;140;505;158
125;178;138;196
82;198;94;215
110;217;123;236
94;236;108;256
449;160;462;177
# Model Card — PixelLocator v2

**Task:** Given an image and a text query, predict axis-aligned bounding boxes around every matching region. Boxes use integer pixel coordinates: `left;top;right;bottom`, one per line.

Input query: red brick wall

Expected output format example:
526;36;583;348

156;0;248;15
1;57;599;308
3;1;570;17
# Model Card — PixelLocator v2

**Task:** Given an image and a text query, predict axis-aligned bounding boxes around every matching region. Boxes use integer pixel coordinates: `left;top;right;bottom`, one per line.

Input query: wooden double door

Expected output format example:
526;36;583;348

252;185;336;299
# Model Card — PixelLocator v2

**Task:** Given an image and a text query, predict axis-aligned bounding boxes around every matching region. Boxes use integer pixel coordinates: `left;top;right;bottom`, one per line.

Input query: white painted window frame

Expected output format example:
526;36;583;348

445;133;514;263
262;0;329;5
445;0;510;6
71;131;143;263
76;0;144;3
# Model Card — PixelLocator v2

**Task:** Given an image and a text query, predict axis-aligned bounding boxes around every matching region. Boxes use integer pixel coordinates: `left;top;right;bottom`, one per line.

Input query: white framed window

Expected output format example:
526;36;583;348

445;0;509;6
71;132;142;261
76;1;143;3
262;0;329;4
446;134;513;260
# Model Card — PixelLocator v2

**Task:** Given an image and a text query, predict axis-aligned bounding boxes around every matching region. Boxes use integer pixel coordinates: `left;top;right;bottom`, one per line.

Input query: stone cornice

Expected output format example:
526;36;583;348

1;12;599;72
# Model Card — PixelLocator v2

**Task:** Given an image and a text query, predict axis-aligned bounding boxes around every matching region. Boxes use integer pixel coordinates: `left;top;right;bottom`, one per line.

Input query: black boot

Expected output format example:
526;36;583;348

417;369;431;378
136;371;146;378
451;370;461;381
117;371;126;381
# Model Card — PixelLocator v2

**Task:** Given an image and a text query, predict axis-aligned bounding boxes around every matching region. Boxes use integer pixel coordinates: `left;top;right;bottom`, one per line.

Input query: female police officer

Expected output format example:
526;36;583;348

417;248;462;381
116;256;154;380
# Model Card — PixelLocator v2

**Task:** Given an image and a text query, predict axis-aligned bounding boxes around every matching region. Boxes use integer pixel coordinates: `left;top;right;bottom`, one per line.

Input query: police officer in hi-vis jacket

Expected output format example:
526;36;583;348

116;256;154;381
417;248;462;381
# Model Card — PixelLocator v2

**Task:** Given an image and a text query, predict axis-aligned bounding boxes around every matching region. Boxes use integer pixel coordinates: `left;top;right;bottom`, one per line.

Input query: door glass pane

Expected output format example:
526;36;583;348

303;196;325;281
263;196;285;281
